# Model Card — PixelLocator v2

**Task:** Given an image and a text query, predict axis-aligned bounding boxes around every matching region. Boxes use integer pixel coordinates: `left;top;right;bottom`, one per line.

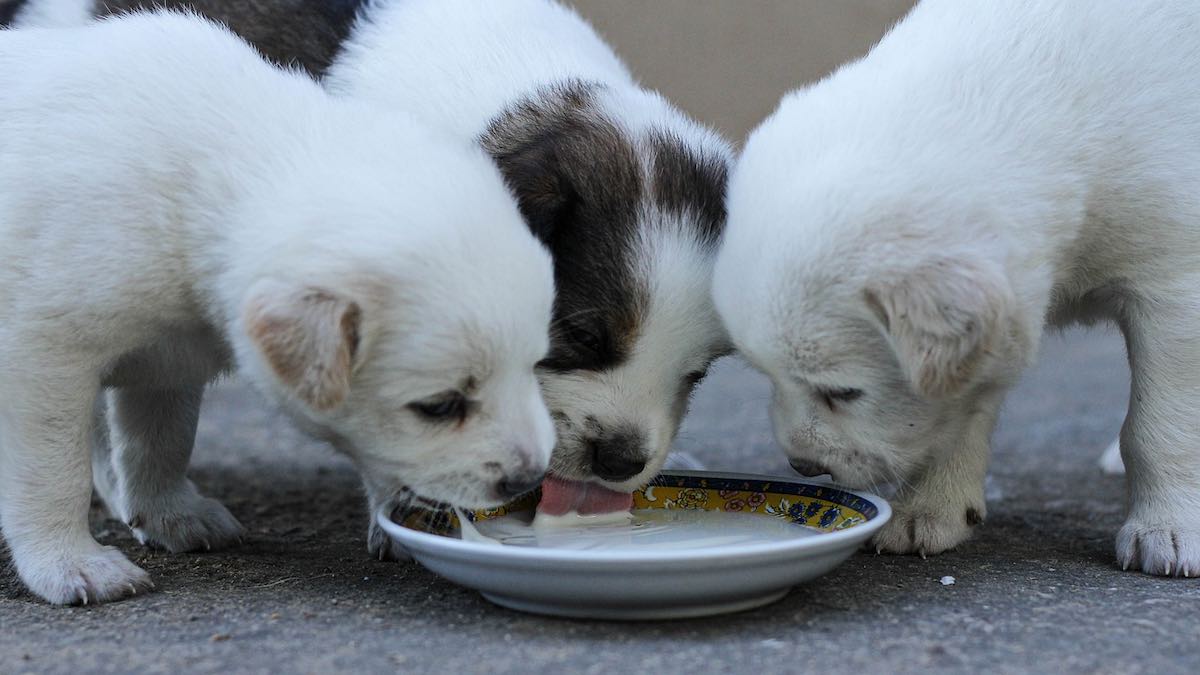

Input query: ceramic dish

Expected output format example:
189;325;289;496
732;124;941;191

376;470;891;620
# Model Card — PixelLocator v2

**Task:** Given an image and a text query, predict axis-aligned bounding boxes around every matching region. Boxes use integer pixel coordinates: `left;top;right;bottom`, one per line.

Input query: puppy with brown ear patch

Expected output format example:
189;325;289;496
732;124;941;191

0;12;554;605
716;0;1200;576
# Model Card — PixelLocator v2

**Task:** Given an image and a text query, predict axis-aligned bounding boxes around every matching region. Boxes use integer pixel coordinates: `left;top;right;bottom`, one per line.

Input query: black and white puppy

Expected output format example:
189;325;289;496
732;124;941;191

11;0;734;554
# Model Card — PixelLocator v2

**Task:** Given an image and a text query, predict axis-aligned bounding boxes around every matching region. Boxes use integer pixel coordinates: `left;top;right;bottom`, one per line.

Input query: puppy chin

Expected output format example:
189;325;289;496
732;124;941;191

401;475;510;510
785;447;898;491
824;465;881;491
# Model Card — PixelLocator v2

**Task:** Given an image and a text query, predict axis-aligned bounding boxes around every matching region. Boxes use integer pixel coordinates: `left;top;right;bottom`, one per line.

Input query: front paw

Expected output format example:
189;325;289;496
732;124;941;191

1116;518;1200;577
123;482;244;553
17;544;154;605
367;518;411;562
873;496;983;557
363;484;413;562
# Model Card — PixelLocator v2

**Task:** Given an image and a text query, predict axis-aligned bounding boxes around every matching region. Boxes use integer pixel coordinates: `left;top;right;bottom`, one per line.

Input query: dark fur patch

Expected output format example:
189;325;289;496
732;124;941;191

482;81;648;373
965;507;984;527
94;0;368;75
0;0;28;26
649;131;728;248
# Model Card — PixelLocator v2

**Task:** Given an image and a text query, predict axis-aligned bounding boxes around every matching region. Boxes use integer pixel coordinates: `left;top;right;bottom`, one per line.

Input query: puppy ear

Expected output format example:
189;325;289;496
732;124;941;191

243;282;362;412
864;258;1013;399
491;136;577;243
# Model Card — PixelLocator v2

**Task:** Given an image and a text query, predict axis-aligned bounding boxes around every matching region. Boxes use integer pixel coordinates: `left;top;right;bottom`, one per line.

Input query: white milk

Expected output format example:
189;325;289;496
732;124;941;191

465;509;818;551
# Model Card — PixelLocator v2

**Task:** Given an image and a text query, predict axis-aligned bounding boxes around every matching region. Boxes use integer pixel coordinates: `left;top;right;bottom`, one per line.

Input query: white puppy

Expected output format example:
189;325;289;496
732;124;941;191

715;0;1200;576
11;0;735;558
0;12;555;604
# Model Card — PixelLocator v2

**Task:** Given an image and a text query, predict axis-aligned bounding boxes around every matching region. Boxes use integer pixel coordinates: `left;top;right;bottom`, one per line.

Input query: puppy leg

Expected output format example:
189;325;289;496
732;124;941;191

1116;302;1200;576
873;402;997;556
90;395;120;513
107;385;243;552
0;373;152;605
363;478;412;562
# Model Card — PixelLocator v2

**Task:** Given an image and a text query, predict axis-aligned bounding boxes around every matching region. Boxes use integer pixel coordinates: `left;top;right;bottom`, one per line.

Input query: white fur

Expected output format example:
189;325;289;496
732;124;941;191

13;0;735;552
1100;439;1127;475
329;0;634;140
328;0;733;495
0;12;555;604
716;0;1200;576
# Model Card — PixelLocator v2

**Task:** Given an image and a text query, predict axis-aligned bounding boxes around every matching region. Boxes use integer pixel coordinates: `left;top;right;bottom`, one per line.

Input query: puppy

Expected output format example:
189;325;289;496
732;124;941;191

330;0;734;541
715;0;1200;576
0;11;554;604
10;0;735;555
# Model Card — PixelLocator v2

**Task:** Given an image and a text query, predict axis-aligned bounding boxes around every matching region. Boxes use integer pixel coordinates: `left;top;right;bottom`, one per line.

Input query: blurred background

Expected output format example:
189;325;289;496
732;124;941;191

573;0;916;140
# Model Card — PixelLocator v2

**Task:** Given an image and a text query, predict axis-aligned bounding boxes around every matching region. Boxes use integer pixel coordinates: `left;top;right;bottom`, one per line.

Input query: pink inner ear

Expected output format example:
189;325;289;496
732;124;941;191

244;287;361;412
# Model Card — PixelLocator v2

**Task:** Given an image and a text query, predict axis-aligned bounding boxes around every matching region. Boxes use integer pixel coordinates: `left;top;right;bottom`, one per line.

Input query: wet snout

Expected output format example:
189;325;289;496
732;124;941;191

788;457;831;478
497;451;546;499
585;426;648;482
495;392;555;499
782;427;843;482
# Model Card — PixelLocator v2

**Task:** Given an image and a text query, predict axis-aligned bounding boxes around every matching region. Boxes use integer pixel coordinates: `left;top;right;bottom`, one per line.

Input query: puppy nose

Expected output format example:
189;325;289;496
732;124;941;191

789;458;831;478
498;469;545;499
593;454;646;482
588;432;647;482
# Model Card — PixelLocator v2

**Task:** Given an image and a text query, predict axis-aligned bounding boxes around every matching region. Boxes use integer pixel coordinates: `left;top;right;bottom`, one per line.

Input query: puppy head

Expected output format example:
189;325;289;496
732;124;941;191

720;244;1029;488
232;139;556;508
482;82;733;493
714;118;1037;488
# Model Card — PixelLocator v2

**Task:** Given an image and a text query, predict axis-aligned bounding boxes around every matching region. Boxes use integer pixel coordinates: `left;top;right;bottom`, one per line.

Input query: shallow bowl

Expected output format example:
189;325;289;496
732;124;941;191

376;470;891;620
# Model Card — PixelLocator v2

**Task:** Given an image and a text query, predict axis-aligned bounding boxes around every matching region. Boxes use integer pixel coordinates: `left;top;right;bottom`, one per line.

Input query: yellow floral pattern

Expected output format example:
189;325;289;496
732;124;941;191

405;473;879;536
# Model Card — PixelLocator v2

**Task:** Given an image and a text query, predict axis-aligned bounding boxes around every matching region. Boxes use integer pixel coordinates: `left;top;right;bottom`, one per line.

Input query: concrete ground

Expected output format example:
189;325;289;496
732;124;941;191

3;327;1198;674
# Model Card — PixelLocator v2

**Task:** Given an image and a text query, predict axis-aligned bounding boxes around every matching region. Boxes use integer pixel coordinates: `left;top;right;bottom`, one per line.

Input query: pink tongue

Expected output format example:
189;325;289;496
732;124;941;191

537;475;633;516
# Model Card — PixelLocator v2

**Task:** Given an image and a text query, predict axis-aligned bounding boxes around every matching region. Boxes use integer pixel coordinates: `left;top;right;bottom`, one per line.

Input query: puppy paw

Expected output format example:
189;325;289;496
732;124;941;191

873;499;982;557
1116;519;1200;577
18;545;154;605
124;482;244;553
367;518;412;563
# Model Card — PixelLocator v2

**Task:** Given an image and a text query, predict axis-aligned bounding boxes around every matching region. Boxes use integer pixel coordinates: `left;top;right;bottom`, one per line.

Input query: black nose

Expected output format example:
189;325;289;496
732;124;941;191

588;432;647;482
498;470;544;499
789;458;831;478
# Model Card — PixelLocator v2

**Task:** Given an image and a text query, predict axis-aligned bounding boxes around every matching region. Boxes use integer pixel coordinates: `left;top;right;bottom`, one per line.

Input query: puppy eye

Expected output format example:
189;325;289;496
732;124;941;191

818;387;864;410
409;391;469;422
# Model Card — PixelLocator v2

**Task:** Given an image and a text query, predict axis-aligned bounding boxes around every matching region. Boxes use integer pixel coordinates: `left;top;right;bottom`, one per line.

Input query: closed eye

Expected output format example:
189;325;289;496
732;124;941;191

408;391;473;424
816;387;864;411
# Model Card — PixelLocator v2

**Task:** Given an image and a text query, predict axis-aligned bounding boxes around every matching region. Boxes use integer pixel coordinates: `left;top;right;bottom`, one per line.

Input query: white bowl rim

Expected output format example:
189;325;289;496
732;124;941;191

376;469;892;566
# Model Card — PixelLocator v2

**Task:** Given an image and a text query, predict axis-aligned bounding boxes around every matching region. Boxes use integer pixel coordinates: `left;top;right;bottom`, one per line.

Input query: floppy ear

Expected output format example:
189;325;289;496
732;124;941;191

243;281;362;412
491;136;577;243
864;258;1013;399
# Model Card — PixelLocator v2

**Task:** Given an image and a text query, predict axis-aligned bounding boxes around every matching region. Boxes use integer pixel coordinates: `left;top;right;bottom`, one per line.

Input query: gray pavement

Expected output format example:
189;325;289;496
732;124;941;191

3;327;1198;674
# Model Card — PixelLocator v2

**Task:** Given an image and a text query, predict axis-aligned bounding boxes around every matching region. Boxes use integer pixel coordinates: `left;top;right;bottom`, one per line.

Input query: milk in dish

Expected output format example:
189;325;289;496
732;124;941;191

464;510;818;551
